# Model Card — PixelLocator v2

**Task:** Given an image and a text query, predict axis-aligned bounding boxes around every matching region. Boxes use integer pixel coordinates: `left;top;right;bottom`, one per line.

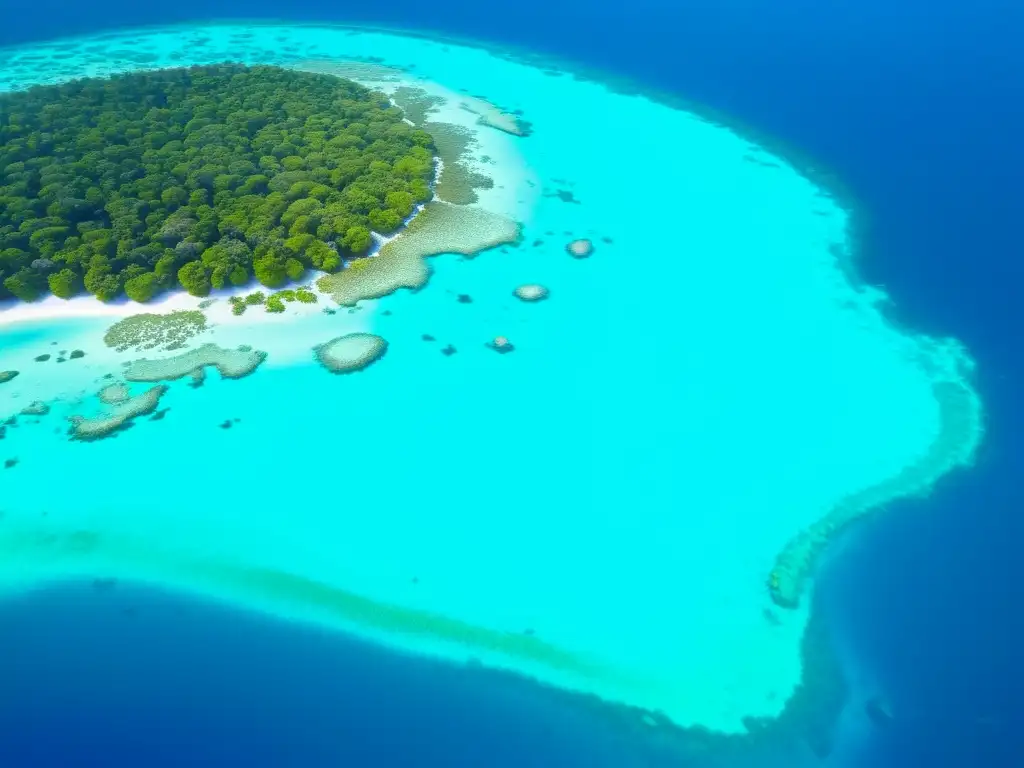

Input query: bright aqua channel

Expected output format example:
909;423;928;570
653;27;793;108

0;22;983;738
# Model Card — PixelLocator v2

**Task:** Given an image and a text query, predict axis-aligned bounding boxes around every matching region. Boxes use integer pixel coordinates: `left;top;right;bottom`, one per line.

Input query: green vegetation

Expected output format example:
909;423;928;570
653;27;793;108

228;286;318;315
421;122;493;205
103;310;207;351
0;64;436;303
390;86;445;126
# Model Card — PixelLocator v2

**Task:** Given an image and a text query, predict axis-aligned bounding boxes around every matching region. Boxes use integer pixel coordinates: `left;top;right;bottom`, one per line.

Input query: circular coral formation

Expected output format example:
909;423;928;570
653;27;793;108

566;238;594;258
514;283;550;302
487;336;516;354
314;333;389;374
98;383;131;405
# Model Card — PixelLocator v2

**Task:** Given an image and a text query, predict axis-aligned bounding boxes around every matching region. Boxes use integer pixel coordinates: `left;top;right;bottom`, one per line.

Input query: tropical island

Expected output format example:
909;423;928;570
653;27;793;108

0;22;986;760
0;64;437;304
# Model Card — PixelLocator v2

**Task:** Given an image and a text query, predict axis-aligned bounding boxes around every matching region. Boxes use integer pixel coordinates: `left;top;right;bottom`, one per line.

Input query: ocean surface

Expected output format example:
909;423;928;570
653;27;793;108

0;2;1022;767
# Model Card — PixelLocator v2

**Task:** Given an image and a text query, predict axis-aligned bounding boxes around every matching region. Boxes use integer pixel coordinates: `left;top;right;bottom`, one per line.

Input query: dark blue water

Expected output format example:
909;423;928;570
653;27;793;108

1;1;1022;765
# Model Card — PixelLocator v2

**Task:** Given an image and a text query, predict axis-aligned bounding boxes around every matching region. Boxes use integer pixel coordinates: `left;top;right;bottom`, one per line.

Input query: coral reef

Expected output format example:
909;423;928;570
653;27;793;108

314;333;388;374
545;189;580;204
104;311;207;352
19;401;50;416
487;336;515;354
291;59;407;85
124;343;267;382
514;284;550;302
769;378;983;608
423;121;495;205
391;85;446;125
317;202;520;306
68;384;168;441
566;238;594;258
98;382;131;405
458;95;532;137
0;371;19;384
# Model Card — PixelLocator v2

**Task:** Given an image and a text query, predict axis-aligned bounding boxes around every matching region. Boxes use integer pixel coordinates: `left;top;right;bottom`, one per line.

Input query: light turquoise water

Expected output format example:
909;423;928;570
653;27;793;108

0;23;982;732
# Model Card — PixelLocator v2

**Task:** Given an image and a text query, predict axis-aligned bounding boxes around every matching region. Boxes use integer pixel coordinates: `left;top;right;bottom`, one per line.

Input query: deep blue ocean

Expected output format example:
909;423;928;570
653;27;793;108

1;1;1021;765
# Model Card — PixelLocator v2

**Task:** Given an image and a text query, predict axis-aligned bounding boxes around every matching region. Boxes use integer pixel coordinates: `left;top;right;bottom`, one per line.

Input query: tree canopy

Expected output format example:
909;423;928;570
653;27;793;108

0;64;437;302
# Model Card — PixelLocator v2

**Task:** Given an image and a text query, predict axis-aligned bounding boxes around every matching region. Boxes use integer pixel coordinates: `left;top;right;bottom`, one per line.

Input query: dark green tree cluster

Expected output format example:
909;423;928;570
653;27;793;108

0;64;436;302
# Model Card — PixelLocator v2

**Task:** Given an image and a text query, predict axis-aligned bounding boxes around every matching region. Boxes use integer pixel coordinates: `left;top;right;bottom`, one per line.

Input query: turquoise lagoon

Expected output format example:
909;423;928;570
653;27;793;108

0;24;983;739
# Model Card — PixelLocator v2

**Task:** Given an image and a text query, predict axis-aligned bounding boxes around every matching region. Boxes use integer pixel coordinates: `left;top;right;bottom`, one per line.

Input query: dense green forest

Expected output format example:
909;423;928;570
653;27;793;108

0;64;436;302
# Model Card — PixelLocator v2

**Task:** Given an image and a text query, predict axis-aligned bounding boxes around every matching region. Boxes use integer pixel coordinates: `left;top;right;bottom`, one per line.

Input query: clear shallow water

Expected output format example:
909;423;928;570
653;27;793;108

0;3;1019;765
